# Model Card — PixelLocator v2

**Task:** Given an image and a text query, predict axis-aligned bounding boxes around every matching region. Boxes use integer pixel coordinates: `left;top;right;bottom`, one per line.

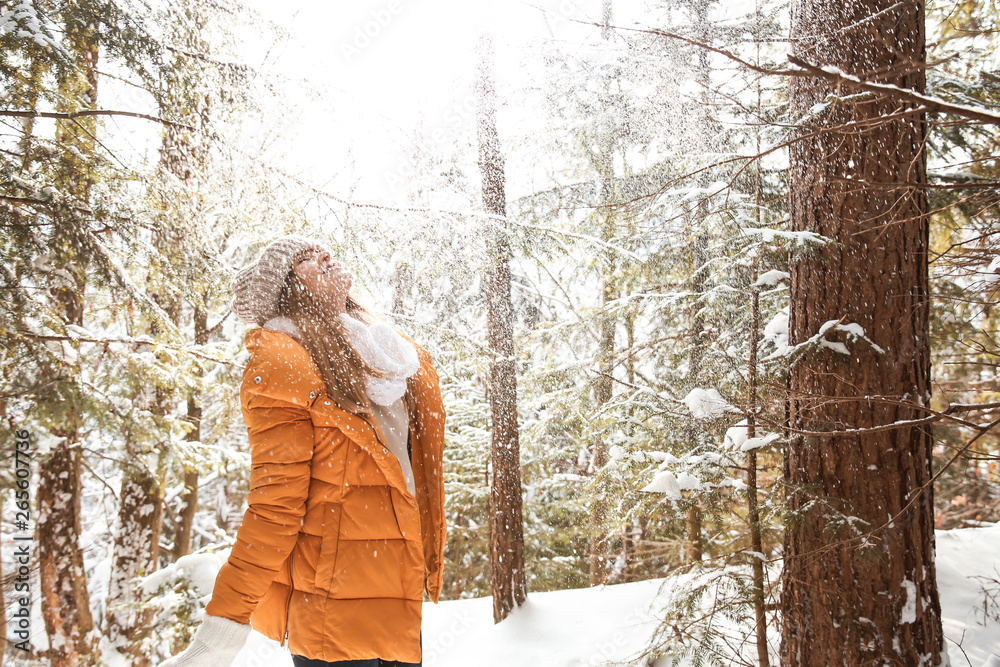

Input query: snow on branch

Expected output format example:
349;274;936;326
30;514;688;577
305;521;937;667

752;270;789;289
765;318;884;363
89;234;184;343
725;423;782;453
681;388;741;420
0;0;67;57
741;227;830;248
787;55;1000;126
597;18;1000;127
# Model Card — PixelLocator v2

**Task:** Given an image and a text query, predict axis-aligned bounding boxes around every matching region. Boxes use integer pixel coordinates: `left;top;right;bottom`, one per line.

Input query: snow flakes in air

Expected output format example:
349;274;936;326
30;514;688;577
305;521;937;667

681;388;739;419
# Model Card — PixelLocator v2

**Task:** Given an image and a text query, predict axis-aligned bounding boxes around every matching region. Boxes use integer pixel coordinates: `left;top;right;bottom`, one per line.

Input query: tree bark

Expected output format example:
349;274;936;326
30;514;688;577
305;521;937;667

0;494;6;657
175;465;199;558
158;6;213;563
105;457;162;666
685;505;703;563
588;0;617;587
105;221;178;662
38;428;96;667
684;0;713;566
37;13;99;666
747;268;769;667
589;225;614;585
747;64;770;664
781;0;944;664
476;30;526;623
175;305;208;558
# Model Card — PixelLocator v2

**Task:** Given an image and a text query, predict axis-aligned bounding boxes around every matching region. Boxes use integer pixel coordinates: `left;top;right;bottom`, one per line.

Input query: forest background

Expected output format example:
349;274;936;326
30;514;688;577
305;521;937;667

1;0;998;665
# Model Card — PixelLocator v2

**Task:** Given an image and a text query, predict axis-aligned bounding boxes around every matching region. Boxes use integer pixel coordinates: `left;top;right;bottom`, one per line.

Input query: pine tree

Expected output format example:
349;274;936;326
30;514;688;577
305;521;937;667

476;29;527;623
1;1;257;662
781;0;945;662
36;6;101;662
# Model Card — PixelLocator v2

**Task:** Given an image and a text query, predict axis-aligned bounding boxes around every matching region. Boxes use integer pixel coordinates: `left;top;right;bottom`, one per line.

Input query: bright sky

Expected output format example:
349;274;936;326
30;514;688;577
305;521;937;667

236;0;651;203
100;0;763;208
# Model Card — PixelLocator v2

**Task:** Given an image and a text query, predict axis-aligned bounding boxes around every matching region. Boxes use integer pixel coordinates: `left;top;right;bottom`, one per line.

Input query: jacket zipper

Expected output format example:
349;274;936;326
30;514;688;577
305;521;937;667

359;414;388;450
360;413;414;500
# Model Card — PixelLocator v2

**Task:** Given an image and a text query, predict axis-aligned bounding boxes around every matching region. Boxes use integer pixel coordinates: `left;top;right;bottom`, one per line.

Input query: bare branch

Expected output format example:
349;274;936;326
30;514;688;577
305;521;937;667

786;55;1000;125
571;18;1000;126
0;109;194;130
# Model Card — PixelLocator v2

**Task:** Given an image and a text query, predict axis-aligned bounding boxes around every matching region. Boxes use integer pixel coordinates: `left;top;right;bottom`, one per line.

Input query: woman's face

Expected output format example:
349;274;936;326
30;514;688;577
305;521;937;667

292;247;353;306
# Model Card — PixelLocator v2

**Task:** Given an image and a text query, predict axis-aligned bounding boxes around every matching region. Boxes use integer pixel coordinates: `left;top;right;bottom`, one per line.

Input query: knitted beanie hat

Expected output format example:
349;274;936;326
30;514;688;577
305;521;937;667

232;235;319;326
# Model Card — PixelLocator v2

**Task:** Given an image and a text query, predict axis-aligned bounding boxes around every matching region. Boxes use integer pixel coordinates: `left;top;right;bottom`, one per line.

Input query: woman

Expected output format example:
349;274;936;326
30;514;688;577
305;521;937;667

160;235;446;667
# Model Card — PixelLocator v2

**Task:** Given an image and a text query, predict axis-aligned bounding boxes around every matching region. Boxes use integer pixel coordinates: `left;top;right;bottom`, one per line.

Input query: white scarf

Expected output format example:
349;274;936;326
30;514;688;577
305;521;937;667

338;314;420;406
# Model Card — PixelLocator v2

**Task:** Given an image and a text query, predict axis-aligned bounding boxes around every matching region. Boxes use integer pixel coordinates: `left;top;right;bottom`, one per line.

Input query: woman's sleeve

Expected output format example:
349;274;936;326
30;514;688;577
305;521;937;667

204;376;316;624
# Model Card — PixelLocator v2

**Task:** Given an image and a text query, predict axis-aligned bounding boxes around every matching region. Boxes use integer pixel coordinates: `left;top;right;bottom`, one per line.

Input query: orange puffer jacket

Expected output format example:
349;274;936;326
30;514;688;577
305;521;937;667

204;328;446;663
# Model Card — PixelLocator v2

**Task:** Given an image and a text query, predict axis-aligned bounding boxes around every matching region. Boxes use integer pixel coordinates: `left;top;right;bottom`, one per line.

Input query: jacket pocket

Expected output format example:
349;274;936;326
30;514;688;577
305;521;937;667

313;502;342;593
389;487;420;542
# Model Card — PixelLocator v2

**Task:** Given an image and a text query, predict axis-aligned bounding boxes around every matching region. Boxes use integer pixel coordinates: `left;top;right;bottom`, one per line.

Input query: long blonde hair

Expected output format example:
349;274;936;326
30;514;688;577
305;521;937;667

277;264;383;415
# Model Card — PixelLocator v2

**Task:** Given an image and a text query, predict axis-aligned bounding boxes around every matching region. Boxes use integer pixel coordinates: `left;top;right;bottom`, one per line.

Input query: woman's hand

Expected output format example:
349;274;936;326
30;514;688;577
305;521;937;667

159;614;251;667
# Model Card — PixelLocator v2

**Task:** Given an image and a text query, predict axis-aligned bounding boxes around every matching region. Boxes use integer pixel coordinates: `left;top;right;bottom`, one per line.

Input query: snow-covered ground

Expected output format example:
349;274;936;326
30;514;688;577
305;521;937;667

937;523;1000;667
226;523;1000;667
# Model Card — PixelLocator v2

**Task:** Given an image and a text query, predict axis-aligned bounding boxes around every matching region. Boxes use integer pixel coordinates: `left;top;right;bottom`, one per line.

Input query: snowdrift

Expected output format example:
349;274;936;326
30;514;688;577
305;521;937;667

223;523;1000;667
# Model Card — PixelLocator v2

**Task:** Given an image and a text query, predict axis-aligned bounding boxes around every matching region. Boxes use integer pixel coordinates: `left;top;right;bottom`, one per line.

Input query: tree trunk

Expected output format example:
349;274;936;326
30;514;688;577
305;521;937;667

685;505;703;563
746;269;769;667
588;0;616;588
175;306;208;558
391;262;412;316
105;456;163;666
684;0;714;566
746;64;770;665
106;221;179;662
476;30;526;623
158;7;213;563
781;0;943;663
0;494;6;657
684;227;707;566
37;14;99;666
38;428;96;667
589;234;613;584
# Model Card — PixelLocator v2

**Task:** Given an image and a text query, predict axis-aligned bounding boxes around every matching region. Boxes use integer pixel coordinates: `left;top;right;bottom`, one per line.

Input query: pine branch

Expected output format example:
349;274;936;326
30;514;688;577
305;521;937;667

0;109;194;130
571;18;1000;126
11;331;238;367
